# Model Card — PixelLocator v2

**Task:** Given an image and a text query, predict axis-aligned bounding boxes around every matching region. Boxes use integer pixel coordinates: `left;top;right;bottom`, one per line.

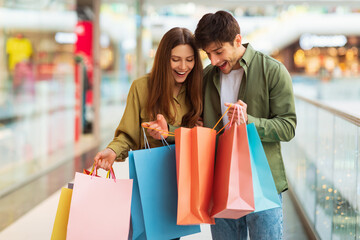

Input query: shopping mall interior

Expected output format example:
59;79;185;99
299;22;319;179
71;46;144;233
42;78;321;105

0;0;359;239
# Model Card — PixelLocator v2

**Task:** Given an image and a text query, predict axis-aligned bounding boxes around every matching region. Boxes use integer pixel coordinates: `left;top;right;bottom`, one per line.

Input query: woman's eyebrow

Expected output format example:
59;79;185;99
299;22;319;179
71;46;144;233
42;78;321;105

171;55;194;58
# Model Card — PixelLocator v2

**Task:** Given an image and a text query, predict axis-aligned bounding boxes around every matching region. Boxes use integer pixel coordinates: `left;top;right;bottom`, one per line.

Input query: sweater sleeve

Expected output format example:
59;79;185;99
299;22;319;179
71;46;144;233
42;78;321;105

247;64;297;142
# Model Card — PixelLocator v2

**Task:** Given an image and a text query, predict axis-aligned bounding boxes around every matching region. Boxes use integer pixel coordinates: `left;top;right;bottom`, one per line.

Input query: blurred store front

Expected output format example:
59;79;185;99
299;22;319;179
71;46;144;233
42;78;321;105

0;3;78;188
273;35;360;81
0;1;136;198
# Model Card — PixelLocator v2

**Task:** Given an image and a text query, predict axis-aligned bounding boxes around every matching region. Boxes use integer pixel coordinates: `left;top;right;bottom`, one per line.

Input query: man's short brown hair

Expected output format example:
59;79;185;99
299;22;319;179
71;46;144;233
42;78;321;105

194;10;240;50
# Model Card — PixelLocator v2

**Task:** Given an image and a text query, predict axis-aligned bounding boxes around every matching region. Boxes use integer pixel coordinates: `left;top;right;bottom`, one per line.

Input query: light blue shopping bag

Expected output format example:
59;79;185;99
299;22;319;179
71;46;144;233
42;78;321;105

247;123;281;213
128;151;146;240
129;145;201;240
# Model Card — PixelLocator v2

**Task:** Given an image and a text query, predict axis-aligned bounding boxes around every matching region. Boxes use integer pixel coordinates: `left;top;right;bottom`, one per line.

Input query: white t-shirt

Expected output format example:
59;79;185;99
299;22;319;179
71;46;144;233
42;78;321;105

220;68;244;125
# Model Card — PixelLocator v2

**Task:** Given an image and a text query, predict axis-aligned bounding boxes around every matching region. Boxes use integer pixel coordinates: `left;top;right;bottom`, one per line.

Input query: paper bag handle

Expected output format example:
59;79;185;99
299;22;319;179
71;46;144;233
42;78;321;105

89;163;98;175
214;104;246;135
141;123;175;137
92;164;116;182
228;104;246;129
140;126;171;150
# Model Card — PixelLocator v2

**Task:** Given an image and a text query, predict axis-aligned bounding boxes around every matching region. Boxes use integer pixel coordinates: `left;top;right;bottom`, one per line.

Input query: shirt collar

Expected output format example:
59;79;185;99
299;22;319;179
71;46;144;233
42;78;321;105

178;83;186;95
173;83;186;102
239;43;255;68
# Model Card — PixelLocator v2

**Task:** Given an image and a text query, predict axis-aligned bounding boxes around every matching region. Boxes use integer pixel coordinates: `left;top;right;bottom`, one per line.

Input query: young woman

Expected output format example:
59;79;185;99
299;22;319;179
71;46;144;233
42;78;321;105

94;27;203;170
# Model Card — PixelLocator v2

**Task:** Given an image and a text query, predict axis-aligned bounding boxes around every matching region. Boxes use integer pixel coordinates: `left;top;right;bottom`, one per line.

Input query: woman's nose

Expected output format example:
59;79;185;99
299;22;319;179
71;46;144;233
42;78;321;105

179;60;186;70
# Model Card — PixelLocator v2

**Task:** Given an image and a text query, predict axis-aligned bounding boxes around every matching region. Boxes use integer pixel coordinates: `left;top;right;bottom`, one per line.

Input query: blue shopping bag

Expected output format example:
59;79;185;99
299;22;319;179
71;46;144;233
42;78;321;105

129;145;201;240
247;123;281;213
129;151;146;240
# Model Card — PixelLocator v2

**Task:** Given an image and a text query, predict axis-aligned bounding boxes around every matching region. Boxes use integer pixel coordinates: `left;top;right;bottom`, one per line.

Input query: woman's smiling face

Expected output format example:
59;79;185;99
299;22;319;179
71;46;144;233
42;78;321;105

170;44;195;84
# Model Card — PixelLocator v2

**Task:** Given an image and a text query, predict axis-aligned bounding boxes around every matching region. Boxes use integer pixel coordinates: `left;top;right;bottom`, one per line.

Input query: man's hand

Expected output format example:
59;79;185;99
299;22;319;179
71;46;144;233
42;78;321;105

143;114;169;140
93;148;117;171
224;100;248;125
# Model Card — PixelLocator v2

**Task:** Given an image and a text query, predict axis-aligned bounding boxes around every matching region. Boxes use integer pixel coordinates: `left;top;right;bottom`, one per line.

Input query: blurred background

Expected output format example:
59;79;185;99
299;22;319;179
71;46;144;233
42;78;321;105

0;0;359;239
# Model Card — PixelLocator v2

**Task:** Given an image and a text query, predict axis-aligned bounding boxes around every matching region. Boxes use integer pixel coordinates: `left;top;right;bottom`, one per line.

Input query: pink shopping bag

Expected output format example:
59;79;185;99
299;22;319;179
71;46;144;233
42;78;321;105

66;170;133;240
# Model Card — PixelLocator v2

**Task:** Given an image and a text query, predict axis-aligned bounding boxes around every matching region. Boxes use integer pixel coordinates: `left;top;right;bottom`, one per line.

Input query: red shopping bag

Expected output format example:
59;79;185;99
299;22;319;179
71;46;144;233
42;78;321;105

67;168;133;240
210;122;255;218
174;126;216;225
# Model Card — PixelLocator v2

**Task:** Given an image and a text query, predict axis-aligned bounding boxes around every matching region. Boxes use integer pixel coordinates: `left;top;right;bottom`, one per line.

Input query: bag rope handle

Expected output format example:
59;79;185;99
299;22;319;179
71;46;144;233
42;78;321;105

106;167;116;182
160;134;172;150
91;164;116;182
228;104;246;129
142;126;151;150
141;123;175;137
89;163;98;175
213;104;232;135
141;125;172;150
227;104;239;129
214;104;246;135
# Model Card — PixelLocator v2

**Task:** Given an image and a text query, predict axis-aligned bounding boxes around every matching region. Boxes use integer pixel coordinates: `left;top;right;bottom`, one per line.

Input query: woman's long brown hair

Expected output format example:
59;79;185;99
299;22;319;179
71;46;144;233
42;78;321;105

146;27;203;127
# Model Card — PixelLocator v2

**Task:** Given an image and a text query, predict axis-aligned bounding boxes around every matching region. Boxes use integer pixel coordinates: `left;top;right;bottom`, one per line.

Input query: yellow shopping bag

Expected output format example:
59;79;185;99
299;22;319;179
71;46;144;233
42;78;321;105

51;187;73;240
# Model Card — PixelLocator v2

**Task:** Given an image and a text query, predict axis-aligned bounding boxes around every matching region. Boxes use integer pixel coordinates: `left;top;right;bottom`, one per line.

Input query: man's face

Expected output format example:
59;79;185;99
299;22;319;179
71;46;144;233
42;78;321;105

203;36;242;74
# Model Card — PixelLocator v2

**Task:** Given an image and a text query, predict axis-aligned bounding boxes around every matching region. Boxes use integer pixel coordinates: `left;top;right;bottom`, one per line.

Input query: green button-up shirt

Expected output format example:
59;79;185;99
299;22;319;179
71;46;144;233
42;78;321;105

202;43;297;193
107;75;189;160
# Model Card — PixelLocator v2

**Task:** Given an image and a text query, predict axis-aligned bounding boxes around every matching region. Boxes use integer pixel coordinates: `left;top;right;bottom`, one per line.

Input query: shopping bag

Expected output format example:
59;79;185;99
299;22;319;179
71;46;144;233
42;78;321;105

128;151;146;240
51;187;73;240
247;123;281;212
129;145;200;240
83;163;100;177
174;126;216;225
211;123;255;219
66;170;133;240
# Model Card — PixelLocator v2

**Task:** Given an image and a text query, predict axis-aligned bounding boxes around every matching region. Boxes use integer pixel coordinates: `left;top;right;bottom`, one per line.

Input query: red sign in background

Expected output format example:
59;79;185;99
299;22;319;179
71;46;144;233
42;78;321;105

74;21;93;141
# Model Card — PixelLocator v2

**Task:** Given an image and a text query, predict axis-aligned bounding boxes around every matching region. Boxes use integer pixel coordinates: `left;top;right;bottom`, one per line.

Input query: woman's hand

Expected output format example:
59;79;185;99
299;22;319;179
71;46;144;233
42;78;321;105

93;148;117;171
142;114;168;140
224;100;248;125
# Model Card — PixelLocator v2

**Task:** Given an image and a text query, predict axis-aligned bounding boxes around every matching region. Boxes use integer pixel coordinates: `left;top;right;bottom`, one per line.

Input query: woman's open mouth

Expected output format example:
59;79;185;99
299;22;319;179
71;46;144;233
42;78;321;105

175;70;186;76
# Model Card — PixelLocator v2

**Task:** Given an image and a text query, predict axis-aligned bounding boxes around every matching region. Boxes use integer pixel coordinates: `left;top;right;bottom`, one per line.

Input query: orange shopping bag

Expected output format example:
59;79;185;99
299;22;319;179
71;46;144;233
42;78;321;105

211;104;255;218
174;126;216;225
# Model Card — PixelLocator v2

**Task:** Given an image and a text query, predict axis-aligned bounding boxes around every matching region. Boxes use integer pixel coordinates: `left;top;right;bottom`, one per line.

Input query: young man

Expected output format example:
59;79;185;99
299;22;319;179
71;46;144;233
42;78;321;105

194;11;297;239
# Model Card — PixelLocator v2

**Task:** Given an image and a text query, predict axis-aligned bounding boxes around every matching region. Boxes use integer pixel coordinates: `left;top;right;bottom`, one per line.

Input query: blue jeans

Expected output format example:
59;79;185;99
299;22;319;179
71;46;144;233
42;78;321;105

211;194;283;240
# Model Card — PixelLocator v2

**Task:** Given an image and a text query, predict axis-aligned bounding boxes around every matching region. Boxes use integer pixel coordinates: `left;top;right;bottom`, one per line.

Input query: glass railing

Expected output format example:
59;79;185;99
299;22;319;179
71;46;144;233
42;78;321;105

282;78;360;240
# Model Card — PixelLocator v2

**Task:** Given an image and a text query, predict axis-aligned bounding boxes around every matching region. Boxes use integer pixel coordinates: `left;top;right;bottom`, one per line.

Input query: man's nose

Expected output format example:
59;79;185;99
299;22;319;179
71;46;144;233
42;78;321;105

210;55;219;66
